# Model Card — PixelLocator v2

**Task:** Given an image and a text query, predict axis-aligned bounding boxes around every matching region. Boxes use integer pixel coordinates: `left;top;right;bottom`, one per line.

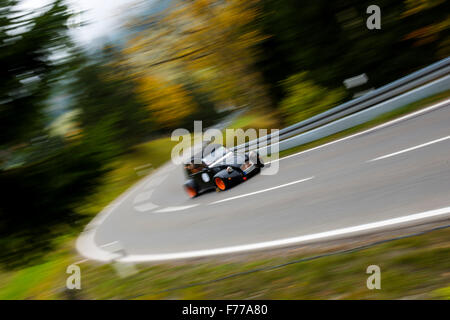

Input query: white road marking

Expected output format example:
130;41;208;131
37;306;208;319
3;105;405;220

87;169;162;228
100;241;119;248
73;259;89;265
133;190;154;204
267;98;450;164
143;175;167;190
117;206;450;262
210;177;315;205
133;190;161;212
154;205;199;213
368;135;450;162
134;202;159;212
76;230;122;261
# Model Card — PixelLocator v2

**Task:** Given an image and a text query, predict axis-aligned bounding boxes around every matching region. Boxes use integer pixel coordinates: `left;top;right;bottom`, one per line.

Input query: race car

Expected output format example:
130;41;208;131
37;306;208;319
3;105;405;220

183;144;264;198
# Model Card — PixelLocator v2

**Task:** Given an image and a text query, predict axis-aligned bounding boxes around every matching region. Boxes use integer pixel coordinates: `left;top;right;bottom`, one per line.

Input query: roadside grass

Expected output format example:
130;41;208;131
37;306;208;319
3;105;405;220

223;109;281;147
228;109;281;132
0;92;449;299
53;226;450;299
0;136;178;299
75;136;179;227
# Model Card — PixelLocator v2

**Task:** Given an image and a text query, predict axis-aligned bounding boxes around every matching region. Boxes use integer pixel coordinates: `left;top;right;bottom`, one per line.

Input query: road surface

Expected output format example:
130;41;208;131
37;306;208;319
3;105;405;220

77;99;450;262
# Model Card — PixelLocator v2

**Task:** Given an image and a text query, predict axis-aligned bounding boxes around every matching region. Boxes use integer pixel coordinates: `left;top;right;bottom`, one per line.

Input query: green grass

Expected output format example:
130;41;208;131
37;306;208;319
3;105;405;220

0;136;178;299
2;226;446;300
0;91;449;300
0;261;58;299
228;110;281;132
222;109;281;147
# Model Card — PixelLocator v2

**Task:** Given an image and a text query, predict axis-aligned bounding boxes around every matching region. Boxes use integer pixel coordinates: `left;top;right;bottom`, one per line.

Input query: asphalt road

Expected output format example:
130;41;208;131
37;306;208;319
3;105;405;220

77;100;450;262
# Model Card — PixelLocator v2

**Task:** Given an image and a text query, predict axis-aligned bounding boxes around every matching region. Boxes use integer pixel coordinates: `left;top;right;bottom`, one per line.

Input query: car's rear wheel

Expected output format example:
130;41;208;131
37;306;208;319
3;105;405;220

250;151;264;168
257;155;264;168
214;177;226;191
185;185;197;198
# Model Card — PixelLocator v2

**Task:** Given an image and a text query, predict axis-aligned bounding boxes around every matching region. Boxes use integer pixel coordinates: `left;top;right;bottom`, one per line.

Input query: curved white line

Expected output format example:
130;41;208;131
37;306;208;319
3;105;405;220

113;206;450;262
76;230;120;262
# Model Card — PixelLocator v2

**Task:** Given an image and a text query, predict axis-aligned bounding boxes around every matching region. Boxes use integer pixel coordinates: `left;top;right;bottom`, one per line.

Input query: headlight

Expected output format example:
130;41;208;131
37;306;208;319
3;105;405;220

226;166;233;173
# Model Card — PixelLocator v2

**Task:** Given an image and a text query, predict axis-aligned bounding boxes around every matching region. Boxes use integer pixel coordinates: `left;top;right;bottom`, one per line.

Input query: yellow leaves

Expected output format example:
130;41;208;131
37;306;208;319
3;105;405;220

121;0;270;127
402;0;445;18
402;14;449;47
222;0;260;27
137;76;196;128
400;1;448;55
164;0;268;109
191;0;212;13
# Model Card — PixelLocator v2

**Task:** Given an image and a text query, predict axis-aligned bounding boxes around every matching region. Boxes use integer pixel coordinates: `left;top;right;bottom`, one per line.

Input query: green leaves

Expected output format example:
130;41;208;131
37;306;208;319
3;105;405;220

280;72;346;125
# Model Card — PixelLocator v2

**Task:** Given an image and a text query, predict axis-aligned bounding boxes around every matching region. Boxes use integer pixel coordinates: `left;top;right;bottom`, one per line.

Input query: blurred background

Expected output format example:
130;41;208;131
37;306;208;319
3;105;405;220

0;0;449;295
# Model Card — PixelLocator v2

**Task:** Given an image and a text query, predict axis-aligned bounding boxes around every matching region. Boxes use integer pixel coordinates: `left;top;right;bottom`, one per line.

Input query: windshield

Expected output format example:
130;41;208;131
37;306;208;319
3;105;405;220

202;146;229;166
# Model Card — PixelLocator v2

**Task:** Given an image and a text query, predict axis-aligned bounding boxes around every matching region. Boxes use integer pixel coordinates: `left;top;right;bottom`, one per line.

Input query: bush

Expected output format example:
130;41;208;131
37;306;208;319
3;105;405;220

279;72;346;125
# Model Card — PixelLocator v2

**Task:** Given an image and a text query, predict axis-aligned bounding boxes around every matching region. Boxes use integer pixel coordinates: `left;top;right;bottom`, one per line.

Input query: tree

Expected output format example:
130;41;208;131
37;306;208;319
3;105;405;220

136;75;198;129
256;0;449;106
0;0;72;148
122;0;271;127
0;2;127;269
72;47;155;147
401;0;449;57
280;72;346;125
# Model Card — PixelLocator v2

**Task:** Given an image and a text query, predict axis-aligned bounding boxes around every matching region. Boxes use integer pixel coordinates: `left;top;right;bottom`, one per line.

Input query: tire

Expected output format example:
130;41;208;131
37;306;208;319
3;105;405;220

257;155;264;168
214;177;227;191
184;180;198;198
249;151;264;168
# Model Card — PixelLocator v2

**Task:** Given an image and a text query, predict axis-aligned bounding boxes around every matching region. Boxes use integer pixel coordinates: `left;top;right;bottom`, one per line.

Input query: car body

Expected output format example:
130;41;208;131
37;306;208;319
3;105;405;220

183;144;264;198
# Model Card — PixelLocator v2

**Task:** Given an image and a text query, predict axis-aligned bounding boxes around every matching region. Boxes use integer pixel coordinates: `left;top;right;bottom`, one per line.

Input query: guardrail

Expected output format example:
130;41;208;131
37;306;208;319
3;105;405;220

262;74;450;155
232;57;450;153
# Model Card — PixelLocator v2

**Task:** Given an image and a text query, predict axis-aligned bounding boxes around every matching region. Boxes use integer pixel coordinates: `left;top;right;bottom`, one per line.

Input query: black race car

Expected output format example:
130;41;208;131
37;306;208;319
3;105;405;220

183;144;264;198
